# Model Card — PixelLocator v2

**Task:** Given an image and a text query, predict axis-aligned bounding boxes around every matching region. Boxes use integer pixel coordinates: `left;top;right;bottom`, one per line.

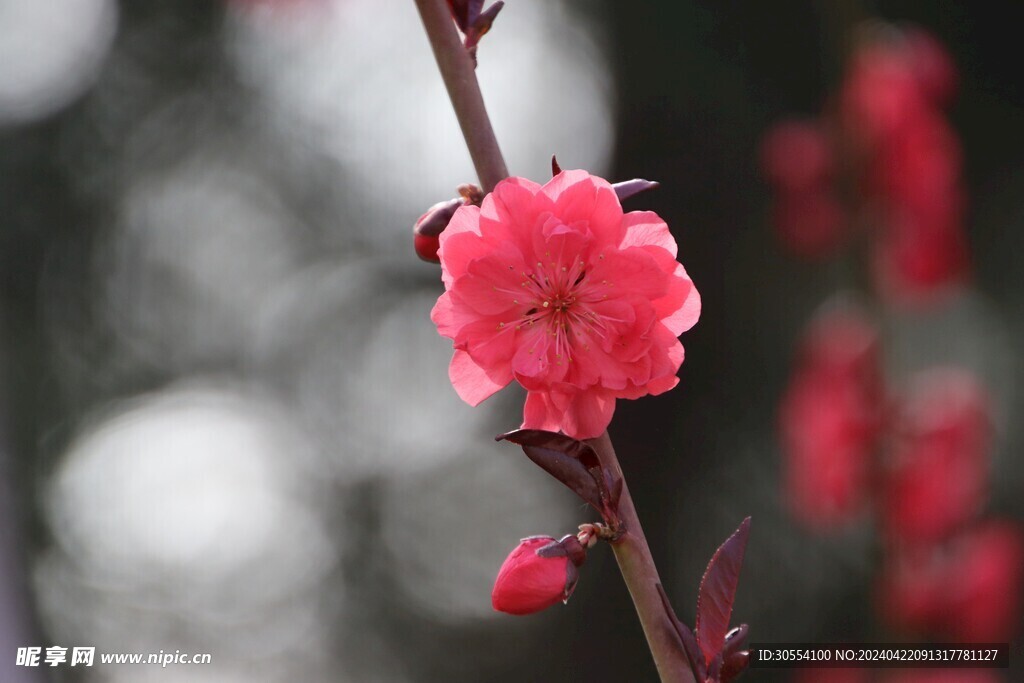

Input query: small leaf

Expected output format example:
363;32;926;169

612;178;660;202
657;583;706;681
551;155;562;177
469;1;503;43
497;429;604;512
696;518;751;668
446;0;483;31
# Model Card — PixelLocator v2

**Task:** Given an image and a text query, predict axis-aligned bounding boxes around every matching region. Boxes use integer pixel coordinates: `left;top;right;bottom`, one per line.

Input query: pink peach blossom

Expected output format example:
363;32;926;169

430;170;700;439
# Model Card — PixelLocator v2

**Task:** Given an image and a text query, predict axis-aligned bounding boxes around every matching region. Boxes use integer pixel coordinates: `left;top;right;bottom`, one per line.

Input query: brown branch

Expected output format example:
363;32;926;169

590;432;697;682
413;0;509;192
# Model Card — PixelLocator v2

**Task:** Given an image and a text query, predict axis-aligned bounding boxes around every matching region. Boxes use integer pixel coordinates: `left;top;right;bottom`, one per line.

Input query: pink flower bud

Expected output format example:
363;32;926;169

491;535;585;615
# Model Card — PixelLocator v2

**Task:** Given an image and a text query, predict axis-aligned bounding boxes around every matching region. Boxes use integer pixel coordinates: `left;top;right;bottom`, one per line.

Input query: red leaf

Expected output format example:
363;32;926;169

497;429;605;513
468;1;503;45
657;583;706;681
696;517;751;667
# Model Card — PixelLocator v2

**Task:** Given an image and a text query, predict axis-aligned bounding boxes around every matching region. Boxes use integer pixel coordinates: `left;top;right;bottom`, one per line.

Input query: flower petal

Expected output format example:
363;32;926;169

522;390;562;432
449;349;512;406
659;263;701;335
480;177;547;250
619;210;678;256
438;205;485;287
541;170;624;247
561;389;616;440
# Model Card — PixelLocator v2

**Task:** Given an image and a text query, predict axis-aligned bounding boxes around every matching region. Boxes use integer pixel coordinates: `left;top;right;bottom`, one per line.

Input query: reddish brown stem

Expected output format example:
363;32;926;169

413;0;509;192
590;432;697;682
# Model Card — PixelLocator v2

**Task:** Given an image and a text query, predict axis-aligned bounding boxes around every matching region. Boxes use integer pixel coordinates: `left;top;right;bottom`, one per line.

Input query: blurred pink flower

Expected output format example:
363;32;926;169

839;38;930;149
871;203;969;305
869;107;968;303
880;522;1024;642
841;31;969;304
939;522;1024;642
431;170;700;439
883;369;990;543
760;119;847;259
877;546;945;634
760;119;834;192
780;308;882;529
762;28;969;302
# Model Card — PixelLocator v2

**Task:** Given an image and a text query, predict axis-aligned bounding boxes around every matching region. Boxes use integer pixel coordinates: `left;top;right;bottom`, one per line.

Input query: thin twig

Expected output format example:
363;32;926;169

591;432;697;682
413;0;509;192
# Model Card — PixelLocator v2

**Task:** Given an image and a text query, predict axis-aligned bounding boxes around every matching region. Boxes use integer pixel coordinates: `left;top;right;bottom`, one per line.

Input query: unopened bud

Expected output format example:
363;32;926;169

413;198;463;263
491;534;586;615
414;232;442;263
720;624;750;683
720;650;750;683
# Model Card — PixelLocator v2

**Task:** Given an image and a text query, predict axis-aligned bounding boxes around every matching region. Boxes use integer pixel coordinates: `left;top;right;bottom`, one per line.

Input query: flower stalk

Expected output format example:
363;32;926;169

413;0;508;193
413;1;697;679
589;432;697;682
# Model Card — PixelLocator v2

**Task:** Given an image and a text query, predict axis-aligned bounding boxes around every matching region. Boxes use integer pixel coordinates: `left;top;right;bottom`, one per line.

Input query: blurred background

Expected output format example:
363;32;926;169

1;0;1022;681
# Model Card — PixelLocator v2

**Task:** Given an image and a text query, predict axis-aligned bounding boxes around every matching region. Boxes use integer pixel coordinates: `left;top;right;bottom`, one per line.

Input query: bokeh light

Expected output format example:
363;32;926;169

0;0;117;125
226;0;615;251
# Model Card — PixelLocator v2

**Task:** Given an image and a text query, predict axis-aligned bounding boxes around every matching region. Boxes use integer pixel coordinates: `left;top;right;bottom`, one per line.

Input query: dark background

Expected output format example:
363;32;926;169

1;1;1022;681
